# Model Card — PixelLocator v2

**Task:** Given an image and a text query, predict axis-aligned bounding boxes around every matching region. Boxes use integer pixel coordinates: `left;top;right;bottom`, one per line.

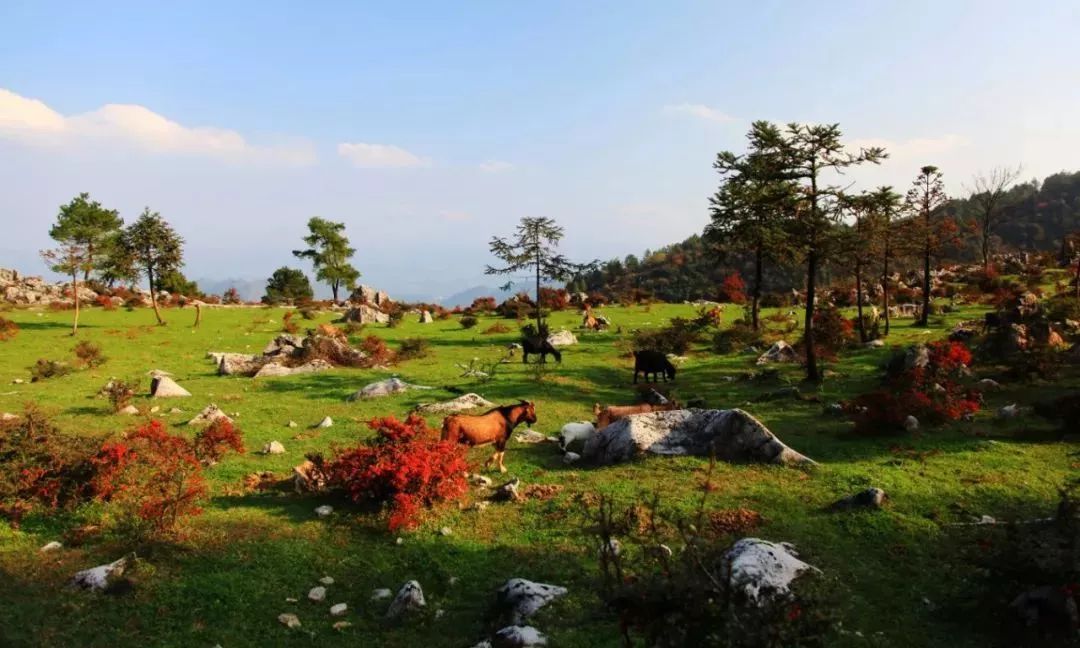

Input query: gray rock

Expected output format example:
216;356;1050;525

349;377;412;400
278;612;301;629
514;429;546;444
308;586;326;602
262;441;286;455
414;393;494;414
314;505;333;518
69;553;136;592
582;408;814;467
829;488;886;511
492;625;548;648
546;330;577;347
118;405;139;416
371;588;393;601
340;304;389;325
329;603;348;616
150;375;191;398
40;540;63;552
904;415;919;432
386;580;426;618
315;416;334;428
496;578;568;624
720;539;817;605
187;404;232;426
756;341;797;365
216;353;266;376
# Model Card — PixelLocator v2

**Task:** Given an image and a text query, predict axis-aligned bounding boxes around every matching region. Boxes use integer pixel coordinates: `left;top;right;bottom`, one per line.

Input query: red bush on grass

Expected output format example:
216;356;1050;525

324;415;468;531
469;296;497;313
0;316;18;341
539;287;571;311
718;273;747;304
798;306;854;360
92;419;244;536
95;294;117;310
851;341;980;434
359;335;395;366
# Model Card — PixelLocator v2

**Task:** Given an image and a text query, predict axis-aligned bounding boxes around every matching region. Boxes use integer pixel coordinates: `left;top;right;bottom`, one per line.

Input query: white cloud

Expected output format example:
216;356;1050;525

478;159;514;173
0;87;315;166
662;103;736;123
337;142;431;168
848;134;968;160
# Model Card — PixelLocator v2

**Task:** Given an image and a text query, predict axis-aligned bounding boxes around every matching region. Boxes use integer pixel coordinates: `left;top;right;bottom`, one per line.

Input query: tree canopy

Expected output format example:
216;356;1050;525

293;217;359;303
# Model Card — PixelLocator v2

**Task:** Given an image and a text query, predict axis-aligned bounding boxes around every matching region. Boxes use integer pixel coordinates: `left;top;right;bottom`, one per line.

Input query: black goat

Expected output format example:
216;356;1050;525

633;350;676;384
522;336;562;364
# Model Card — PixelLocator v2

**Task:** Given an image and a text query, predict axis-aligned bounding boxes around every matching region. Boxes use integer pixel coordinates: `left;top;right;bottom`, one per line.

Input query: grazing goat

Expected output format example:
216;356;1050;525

521;336;562;364
632;350;676;384
441;401;537;473
593;401;680;431
557;421;596;453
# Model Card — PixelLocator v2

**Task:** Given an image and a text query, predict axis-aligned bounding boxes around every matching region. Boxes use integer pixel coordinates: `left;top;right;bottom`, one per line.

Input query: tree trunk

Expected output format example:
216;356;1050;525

919;241;931;327
535;247;543;334
882;242;891;336
148;266;164;325
751;243;763;332
71;271;80;336
193;302;202;329
331;281;340;304
804;249;819;381
854;259;866;343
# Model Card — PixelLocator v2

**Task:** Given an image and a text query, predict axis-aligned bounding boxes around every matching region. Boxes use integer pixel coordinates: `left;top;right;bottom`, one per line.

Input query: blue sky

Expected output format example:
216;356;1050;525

2;1;1078;300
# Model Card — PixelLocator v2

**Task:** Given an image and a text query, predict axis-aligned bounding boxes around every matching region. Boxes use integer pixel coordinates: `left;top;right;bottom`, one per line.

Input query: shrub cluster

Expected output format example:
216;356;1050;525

73;341;107;368
397;337;431;361
633;317;704;355
30;359;72;382
460;314;479;329
0;316;18;341
850;341;980;434
324;415;468;531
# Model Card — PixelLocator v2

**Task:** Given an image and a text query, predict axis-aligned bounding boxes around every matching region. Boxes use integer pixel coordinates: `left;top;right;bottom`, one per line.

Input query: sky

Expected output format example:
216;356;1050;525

1;1;1078;301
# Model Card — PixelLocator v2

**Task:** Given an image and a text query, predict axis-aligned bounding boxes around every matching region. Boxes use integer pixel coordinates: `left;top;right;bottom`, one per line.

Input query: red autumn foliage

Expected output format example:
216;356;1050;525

95;294;117;310
717;273;747;305
469;296;498;313
324;414;468;531
798;305;854;361
538;287;571;311
851;341;980;434
0;316;18;342
92;419;245;536
358;335;395;367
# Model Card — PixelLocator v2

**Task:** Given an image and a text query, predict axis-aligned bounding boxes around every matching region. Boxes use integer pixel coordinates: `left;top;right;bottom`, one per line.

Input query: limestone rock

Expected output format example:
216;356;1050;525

308;586;326;602
315;416;333;428
582;408;814;467
513;429;546;444
118;405;140;416
495;578;568;624
253;360;333;379
314;505;333;518
349;377;413;400
829;488;886;511
150;375;191;398
720;538;816;605
414;393;494;415
69;553;136;592
999;403;1020;419
756;341;797;365
278;613;301;629
293;460;327;493
187;404;232;426
371;588;393;601
216;353;266;376
419;310;434;324
340;304;389;325
40;540;63;552
386;580;426;618
546;330;577;347
904;415;919;432
262;441;286;455
330;603;348;616
491;478;522;502
492;625;548;648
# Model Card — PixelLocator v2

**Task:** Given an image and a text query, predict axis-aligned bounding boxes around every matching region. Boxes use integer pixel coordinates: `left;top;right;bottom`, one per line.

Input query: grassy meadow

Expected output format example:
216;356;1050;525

0;300;1076;647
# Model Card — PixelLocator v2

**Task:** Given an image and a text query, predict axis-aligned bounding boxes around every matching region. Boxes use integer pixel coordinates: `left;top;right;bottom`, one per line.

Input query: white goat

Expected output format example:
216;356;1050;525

557;421;596;453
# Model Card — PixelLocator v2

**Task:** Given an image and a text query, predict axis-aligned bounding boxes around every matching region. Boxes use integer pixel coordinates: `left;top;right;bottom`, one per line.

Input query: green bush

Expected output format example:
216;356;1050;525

460;315;479;329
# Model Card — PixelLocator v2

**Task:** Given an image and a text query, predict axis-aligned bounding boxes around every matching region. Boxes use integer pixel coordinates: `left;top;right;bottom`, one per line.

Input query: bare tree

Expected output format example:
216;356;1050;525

968;166;1022;271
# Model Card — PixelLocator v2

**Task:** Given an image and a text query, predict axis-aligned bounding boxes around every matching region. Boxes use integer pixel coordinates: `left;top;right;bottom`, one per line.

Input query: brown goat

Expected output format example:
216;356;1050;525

441;401;537;472
592;401;680;431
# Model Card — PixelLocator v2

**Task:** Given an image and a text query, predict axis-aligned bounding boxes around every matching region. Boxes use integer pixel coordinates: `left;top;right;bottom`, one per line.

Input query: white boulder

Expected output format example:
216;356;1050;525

149;375;191;398
496;578;568;624
720;538;817;605
386;580;426;618
546;330;577;347
756;341;797;365
414;393;494;414
69;553;136;592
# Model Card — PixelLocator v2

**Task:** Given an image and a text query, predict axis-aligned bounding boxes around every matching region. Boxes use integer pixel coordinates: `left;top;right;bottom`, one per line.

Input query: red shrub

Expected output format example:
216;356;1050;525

0;316;17;342
193;419;246;465
718;273;747;305
539;287;571;311
359;335;395;367
469;297;497;313
800;306;854;360
324;415;468;531
95;294;117;310
851;341;980;434
92;420;243;537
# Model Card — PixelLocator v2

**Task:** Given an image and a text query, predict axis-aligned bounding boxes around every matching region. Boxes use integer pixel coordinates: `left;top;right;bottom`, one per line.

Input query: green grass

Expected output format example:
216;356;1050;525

0;302;1076;647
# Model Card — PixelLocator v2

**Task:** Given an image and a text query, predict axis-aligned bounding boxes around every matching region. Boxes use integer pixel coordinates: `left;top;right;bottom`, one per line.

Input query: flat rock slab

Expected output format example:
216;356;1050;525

582;408;814;466
70;553;136;592
349;377;430;400
720;538;816;605
254;359;332;379
150;375;191;398
414;393;494;414
496;578;568;624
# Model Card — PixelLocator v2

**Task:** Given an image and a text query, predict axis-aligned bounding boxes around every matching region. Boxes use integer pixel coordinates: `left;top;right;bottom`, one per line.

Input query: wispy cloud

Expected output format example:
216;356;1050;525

478;159;514;173
848;134;968;160
662;103;736;123
337;142;431;169
0;87;316;166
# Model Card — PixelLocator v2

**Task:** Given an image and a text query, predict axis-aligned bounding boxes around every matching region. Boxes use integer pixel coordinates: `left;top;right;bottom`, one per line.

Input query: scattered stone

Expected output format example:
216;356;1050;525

187;404;232;426
12;378;24;385
386;580;426;618
149;406;161;414
118;405;139;416
492;625;548;648
582;408;814;467
330;603;348;616
293;460;327;493
168;407;183;414
998;404;1020;419
315;416;333;428
434;608;445;619
40;540;63;552
277;613;301;629
285;597;298;603
864;339;885;348
977;378;1002;391
332;620;352;630
262;441;286;455
314;505;333;518
439;526;453;536
756;341;797;365
419;310;434;324
562;452;581;465
319;576;335;586
514;429;546;444
829;488;887;511
216;353;265;376
720;538;817;605
469;473;493;487
491;478;522;503
904;415;919;432
287;420;298;428
348;377;424;400
149;375;191;398
414;393;494;415
824;402;844;416
69;553;136;592
546;330;577;347
308;586;326;602
371;588;393;601
496;578;568;624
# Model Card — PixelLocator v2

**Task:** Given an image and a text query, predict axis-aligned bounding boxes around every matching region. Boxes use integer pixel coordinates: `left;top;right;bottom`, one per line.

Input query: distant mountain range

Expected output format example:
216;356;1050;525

192;277;512;307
